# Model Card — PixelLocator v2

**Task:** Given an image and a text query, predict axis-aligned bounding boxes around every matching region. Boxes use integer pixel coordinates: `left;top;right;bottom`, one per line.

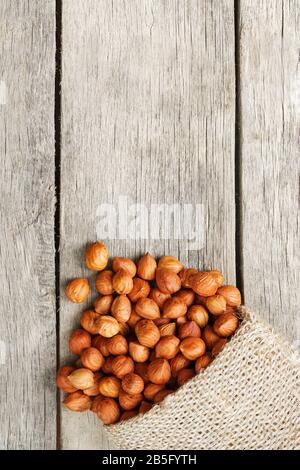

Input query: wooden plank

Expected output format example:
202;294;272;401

60;0;235;449
0;1;56;449
239;0;300;341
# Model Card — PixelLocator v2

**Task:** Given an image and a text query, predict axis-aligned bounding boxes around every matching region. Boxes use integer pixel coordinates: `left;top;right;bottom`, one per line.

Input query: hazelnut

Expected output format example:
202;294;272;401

154;317;171;326
135;297;160;320
118;321;130;337
128;277;151;302
56;366;78;393
96;315;120;338
111;295;131;322
90;395;105;413
149;288;171;308
98;376;121;398
69;329;91;355
81;347;104;371
135;319;160;348
67;368;95;390
112;269;134;294
155;335;180;360
120;410;139;421
206;294;226;315
189;271;219;297
213;312;239;337
121;373;144;394
107;334;128;355
177;368;195;386
176;315;188;325
85;241;109;271
217;285;242;307
63;391;91;412
195;353;213;373
173;289;195;307
97;397;120;424
80;310;100;335
112;257;137;277
137;253;157;280
95;270;114;295
195;294;207;305
134;363;149;384
178;268;198;288
162;298;187;319
153;389;173;403
156;268;181;294
94;295;114;315
210;269;224;286
158;322;176;337
212;338;228;357
83;372;103;396
158;256;183;273
178;321;201;339
147;358;171;385
129;341;150;363
144;383;165;401
127;308;142;328
102;356;115;375
111;355;134;378
179;337;206;360
170;353;191;377
139;400;152;413
202;325;221;350
187;305;209;328
64;278;90;303
119;389;143;410
92;335;110;357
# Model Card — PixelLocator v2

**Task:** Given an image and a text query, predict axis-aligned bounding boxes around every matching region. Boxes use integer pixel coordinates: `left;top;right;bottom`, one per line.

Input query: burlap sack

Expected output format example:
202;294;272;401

105;307;300;450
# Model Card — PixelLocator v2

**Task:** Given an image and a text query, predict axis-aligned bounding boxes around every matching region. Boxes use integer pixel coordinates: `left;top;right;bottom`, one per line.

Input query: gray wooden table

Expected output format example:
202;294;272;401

0;0;299;450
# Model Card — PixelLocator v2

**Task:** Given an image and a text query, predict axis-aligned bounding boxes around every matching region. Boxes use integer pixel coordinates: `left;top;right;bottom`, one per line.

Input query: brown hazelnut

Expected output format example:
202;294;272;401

147;358;171;385
121;373;144;395
188;271;219;297
155;335;180;359
135;297;160;320
158;322;176;337
173;289;195;307
83;372;103;396
178;268;198;288
119;389;143;410
107;335;128;355
129;341;150;363
210;269;224;286
67;368;95;390
137;253;157;280
96;315;120;338
187;305;209;328
139;400;152;414
179;337;206;360
134;363;149;384
149;288;171;308
213;312;239;337
177;368;195;386
102;356;115;374
178;321;201;339
153;389;173;403
56;366;78;393
195;353;213;373
206;294;226;315
154;317;171;326
217;285;242;307
128;277;151;302
90;395;105;413
80;310;100;335
118;321;130;337
85;241;109;271
95;270;114;295
144;383;165;401
92;335;110;357
176;315;188;325
81;347;104;371
93;295;114;315
112;269;134;294
69;329;91;355
111;355;134;378
158;256;183;273
63;391;91;412
212;338;228;357
112;257;137;277
162;298;187;319
202;325;221;350
97;397;120;424
127;308;142;328
64;278;90;303
98;376;121;398
156;268;181;294
170;353;191;377
111;295;131;322
135;319;160;348
120;410;139;421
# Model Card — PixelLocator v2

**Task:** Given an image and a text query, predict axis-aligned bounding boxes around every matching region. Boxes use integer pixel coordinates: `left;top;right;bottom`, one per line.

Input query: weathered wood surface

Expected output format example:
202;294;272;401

239;0;300;341
0;1;56;449
60;0;236;449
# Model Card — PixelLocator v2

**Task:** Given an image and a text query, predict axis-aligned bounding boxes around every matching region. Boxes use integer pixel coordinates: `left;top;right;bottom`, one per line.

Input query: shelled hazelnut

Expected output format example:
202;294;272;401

58;241;242;424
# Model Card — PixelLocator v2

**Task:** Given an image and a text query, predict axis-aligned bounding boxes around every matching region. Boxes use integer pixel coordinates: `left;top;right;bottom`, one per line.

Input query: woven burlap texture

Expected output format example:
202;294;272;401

105;307;300;450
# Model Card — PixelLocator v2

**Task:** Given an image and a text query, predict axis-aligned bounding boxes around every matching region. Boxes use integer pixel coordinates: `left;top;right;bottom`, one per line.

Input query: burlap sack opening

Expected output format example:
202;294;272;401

105;307;300;450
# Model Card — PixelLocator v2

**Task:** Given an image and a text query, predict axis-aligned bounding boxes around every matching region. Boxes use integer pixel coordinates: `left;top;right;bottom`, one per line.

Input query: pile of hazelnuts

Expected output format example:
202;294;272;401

56;241;242;425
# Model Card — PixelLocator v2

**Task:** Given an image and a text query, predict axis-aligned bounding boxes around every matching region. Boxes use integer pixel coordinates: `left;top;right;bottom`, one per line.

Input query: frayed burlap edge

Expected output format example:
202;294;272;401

104;307;300;450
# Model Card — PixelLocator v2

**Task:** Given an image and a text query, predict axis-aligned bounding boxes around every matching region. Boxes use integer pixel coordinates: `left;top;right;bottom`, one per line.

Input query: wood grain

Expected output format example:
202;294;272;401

239;0;300;341
60;0;236;449
0;1;56;449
